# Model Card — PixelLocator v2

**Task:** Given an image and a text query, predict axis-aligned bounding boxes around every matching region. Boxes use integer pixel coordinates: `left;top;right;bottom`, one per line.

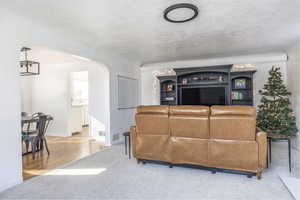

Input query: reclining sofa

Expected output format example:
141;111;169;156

130;105;267;179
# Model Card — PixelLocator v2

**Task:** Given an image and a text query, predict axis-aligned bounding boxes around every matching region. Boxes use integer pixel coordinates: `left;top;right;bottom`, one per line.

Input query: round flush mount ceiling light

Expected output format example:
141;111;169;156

164;3;198;23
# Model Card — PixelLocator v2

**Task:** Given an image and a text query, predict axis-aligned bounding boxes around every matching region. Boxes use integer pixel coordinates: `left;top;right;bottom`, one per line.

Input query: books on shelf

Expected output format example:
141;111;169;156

232;91;244;100
234;79;246;89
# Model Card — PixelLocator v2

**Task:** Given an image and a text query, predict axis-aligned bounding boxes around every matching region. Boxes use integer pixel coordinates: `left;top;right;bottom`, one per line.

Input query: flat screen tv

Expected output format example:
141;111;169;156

181;87;226;106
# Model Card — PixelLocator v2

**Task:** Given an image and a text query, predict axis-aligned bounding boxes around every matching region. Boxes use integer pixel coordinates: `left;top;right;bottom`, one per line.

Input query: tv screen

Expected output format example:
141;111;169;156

181;87;226;106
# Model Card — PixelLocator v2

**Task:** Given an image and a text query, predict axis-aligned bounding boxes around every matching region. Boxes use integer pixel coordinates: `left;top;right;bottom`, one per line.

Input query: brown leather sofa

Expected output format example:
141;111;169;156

131;105;267;179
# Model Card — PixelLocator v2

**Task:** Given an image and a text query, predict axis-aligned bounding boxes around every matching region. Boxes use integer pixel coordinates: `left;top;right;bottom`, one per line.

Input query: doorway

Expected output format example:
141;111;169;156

20;46;110;180
70;71;90;137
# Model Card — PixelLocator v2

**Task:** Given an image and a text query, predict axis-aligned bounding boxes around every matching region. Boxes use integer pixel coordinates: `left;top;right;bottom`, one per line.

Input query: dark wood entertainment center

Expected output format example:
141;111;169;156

157;65;256;106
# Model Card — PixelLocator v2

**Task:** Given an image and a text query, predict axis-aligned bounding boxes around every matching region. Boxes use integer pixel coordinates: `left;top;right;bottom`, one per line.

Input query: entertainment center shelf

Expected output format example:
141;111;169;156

157;65;256;106
159;76;177;106
177;82;229;86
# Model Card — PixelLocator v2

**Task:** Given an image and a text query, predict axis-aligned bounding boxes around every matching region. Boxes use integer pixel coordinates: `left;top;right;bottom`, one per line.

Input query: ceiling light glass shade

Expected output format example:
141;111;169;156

20;47;40;76
164;3;198;23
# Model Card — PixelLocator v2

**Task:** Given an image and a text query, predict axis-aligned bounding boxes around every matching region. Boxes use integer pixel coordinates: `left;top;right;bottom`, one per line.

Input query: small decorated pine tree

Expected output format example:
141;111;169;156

257;66;298;136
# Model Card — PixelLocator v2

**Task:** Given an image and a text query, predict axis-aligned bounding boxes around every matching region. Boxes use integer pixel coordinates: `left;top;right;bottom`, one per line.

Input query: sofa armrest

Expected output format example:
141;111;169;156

256;131;267;170
130;126;137;158
256;127;263;133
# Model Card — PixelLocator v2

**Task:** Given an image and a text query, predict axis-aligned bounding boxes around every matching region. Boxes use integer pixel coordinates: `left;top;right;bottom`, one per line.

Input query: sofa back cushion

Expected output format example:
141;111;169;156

136;105;169;135
210;106;256;140
135;105;170;162
169;106;210;139
169;106;210;165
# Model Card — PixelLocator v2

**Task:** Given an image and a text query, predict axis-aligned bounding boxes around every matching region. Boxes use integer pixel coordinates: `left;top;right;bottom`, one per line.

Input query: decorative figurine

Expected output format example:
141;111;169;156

219;76;223;82
167;84;174;91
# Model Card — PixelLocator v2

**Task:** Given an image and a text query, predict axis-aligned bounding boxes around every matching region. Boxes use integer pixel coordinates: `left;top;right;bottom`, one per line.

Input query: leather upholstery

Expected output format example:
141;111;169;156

170;106;210;138
135;105;170;162
170;137;209;165
169;106;210;165
211;105;256;116
130;126;137;157
170;105;210;116
209;139;258;171
135;134;171;162
256;131;267;169
210;106;256;140
137;105;169;114
136;106;169;135
132;105;267;178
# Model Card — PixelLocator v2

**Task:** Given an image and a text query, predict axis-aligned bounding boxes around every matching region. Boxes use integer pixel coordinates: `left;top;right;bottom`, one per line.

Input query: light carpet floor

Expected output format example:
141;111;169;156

0;143;299;200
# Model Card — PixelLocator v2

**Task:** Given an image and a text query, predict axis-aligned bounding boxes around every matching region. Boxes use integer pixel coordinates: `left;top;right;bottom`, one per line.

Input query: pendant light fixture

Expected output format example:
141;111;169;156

20;47;40;76
164;3;199;23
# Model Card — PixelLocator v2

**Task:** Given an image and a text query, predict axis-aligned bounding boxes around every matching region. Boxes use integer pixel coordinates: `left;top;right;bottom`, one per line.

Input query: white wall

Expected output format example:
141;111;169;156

27;62;110;143
108;58;140;144
30;64;72;137
0;38;23;192
20;77;32;113
287;41;300;150
141;54;287;107
0;8;139;191
87;63;110;145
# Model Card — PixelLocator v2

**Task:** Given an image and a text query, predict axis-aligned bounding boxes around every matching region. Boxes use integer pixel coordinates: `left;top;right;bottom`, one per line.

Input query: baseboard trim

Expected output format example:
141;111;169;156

47;132;69;137
0;178;23;193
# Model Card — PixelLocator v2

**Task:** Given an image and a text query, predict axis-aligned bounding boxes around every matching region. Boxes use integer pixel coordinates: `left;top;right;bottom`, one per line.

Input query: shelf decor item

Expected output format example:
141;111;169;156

209;76;218;81
218;76;224;82
234;79;246;89
182;78;188;84
157;76;177;106
167;84;174;92
165;97;175;101
257;66;298;136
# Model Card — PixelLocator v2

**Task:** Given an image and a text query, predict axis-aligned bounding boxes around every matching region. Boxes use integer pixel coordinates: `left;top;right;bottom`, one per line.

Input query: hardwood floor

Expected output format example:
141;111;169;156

22;128;105;180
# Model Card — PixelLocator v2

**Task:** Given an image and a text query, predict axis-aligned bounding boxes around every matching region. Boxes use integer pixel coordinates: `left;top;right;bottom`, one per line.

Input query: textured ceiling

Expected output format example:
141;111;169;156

4;0;300;65
21;46;91;66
